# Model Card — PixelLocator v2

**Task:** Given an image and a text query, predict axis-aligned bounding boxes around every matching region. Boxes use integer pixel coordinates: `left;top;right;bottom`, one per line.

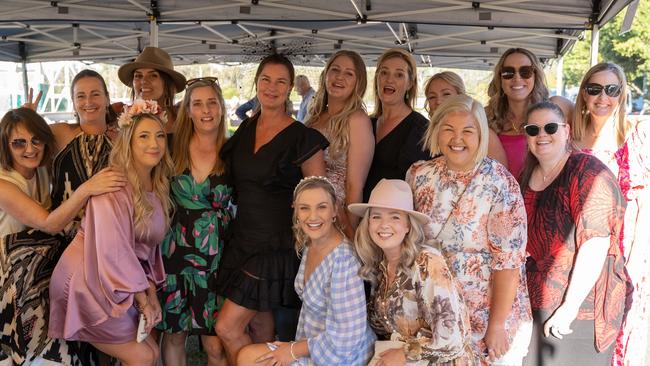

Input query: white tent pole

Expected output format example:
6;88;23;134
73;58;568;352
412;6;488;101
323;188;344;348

150;18;159;47
556;56;564;96
22;60;29;102
590;23;599;66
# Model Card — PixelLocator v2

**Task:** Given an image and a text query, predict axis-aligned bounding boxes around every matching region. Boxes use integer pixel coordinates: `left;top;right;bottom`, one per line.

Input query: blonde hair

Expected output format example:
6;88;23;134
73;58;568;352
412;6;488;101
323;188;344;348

486;48;549;132
305;50;367;159
423;71;466;116
173;80;227;175
372;48;418;118
292;176;343;253
109;113;173;233
353;208;426;287
424;95;489;165
573;62;629;146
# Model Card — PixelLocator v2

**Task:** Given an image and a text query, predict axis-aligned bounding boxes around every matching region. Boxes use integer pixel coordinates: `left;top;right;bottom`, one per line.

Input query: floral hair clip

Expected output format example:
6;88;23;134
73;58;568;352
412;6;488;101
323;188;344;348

117;99;167;128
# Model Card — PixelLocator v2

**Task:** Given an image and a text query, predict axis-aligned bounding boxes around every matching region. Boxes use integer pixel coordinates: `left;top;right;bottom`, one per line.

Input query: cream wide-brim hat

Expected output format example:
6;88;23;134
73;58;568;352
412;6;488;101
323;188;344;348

118;46;186;93
348;179;430;225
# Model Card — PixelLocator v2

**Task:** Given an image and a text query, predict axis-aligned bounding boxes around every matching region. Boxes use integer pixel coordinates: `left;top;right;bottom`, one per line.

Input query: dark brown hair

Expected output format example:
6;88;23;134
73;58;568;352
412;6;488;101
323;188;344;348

0;108;56;170
518;101;572;189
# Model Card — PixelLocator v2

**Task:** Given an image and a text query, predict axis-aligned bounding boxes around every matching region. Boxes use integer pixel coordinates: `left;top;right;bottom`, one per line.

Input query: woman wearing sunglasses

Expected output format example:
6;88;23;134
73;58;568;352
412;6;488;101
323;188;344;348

519;101;628;365
573;62;650;366
0;108;125;364
154;77;232;365
486;48;574;179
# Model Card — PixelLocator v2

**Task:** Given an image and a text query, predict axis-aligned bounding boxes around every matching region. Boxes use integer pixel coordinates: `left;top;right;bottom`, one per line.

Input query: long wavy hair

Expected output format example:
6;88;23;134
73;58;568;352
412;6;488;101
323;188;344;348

305;50;367;159
372;48;418;118
109;113;173;233
0;108;56;171
423;71;466;116
292;176;344;253
573;62;629;146
354;208;426;287
486;48;549;132
518;101;574;190
172;79;227;175
71;69;118;125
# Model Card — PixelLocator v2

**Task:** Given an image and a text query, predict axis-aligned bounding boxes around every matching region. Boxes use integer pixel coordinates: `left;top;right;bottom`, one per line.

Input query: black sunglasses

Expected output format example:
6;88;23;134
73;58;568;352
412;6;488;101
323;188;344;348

10;137;44;150
523;122;566;137
186;77;219;87
500;66;535;80
584;83;622;97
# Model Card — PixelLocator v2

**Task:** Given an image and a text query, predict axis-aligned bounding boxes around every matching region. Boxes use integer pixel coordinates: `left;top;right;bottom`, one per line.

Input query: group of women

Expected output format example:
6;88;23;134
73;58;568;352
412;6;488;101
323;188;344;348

0;44;646;366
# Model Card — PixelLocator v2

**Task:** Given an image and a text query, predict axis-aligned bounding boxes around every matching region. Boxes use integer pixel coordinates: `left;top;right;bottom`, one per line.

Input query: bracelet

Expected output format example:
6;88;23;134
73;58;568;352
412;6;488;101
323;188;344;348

134;297;149;314
289;341;299;361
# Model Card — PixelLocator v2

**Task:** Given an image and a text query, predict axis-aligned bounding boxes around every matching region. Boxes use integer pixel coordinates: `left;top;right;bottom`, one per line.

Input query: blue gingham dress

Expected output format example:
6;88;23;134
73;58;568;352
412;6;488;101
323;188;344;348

293;239;375;365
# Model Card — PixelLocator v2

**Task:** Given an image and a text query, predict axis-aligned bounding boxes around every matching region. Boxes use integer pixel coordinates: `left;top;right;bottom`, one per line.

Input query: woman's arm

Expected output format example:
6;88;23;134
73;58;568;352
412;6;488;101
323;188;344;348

343;111;375;236
544;236;609;338
301;150;327;177
0;168;125;234
488;128;508;169
484;268;519;359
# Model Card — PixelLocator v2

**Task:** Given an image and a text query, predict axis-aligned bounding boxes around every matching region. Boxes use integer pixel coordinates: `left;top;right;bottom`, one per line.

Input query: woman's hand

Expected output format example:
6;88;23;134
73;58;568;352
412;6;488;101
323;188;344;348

375;347;407;366
483;324;510;361
254;342;294;366
22;88;43;111
78;168;127;197
148;291;162;326
543;304;578;339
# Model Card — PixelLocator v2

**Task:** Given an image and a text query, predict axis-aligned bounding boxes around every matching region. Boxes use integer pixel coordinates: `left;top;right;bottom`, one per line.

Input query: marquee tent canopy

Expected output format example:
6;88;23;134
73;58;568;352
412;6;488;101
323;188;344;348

0;0;636;69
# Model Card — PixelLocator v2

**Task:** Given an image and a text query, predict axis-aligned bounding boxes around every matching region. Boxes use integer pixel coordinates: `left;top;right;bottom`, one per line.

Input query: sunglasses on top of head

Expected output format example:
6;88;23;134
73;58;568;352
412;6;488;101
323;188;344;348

10;137;44;150
500;66;535;80
522;122;566;137
584;83;622;97
186;76;220;87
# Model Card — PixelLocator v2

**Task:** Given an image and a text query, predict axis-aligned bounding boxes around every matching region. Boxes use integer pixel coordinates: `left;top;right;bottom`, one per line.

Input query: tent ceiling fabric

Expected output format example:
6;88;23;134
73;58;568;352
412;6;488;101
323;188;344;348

0;0;632;69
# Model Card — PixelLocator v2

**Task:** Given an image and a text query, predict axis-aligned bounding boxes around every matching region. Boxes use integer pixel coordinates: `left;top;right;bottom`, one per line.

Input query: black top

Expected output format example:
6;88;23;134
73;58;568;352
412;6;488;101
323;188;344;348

363;111;431;201
216;116;328;310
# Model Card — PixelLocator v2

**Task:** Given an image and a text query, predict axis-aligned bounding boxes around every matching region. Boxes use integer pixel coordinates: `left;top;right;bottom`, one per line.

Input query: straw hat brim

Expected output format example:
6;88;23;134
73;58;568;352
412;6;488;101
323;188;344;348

348;203;430;225
118;61;186;93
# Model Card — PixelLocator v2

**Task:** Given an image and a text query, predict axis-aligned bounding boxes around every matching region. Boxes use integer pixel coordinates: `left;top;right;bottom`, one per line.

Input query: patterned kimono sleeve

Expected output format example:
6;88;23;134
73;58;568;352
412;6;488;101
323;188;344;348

486;173;527;270
308;253;371;364
83;188;150;318
571;157;625;248
408;251;471;363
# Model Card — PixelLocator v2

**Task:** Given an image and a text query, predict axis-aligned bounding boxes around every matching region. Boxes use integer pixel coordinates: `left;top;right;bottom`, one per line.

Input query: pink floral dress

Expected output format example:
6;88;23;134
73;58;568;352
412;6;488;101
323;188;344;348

406;157;532;361
582;121;650;366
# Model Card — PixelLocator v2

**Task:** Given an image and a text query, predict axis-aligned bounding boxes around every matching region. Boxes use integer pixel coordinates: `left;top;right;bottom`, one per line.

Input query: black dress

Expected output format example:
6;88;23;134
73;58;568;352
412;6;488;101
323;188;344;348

216;116;328;312
363;111;431;201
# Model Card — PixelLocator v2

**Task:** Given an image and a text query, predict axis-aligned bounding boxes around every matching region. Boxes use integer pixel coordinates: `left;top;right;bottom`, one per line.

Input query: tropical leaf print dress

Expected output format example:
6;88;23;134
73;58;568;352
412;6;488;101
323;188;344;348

156;172;232;334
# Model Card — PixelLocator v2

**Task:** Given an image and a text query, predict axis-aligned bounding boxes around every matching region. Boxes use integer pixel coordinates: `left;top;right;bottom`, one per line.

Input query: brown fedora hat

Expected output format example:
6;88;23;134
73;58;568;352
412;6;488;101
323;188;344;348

118;46;186;93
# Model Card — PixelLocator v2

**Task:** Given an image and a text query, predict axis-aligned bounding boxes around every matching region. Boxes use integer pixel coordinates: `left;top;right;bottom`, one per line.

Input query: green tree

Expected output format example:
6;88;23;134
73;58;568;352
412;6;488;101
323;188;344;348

563;0;650;95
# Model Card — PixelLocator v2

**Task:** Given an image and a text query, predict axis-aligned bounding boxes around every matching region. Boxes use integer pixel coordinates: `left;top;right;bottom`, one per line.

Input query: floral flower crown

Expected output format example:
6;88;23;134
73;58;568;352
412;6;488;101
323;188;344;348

293;175;336;197
117;99;167;128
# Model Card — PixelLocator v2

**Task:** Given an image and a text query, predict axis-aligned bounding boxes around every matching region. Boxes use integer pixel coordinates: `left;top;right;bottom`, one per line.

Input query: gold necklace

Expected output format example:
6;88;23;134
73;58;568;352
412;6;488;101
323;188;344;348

539;152;569;182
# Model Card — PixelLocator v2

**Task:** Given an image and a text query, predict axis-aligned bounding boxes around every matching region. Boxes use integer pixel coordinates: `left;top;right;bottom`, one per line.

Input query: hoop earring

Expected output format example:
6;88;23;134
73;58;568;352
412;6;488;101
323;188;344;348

332;216;337;223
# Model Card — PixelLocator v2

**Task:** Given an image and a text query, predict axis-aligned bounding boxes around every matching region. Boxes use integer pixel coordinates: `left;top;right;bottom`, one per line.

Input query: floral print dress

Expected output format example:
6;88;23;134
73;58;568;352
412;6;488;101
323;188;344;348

369;247;476;365
156;172;232;334
406;157;532;360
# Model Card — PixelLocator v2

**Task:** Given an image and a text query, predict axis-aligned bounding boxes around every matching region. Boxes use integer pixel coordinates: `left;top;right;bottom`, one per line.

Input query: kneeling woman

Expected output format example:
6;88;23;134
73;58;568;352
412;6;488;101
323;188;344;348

238;176;375;366
351;179;475;365
520;102;629;365
49;101;173;365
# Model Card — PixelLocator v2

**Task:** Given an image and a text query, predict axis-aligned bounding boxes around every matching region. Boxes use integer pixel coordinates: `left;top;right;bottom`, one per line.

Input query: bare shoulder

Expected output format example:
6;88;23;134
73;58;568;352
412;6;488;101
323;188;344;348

348;110;373;135
50;122;80;148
